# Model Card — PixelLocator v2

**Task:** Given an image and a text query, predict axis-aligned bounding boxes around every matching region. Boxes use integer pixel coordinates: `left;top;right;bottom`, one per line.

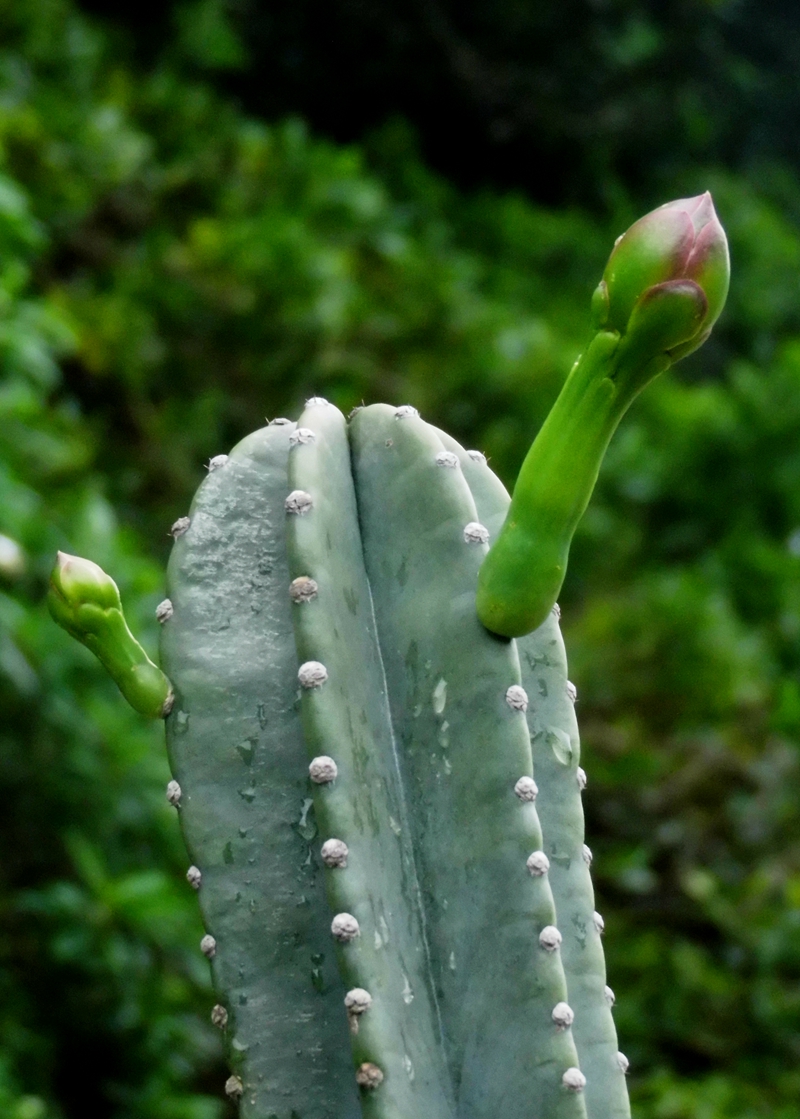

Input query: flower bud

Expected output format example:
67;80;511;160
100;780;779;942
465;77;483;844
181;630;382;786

48;552;173;719
49;551;122;615
597;192;729;360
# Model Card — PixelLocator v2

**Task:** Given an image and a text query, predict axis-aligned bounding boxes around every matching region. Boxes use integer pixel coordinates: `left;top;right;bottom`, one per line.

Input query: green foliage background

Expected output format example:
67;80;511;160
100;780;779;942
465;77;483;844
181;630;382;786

4;0;800;1116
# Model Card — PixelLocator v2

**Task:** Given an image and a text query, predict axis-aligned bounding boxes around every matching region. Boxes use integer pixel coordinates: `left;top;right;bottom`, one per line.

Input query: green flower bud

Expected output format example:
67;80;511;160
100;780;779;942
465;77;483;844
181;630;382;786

48;552;173;719
599;192;729;359
49;552;121;622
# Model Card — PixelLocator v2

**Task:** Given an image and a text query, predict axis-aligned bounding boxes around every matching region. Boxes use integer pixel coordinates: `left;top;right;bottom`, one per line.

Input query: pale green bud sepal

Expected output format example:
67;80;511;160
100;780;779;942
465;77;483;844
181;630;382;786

49;552;173;719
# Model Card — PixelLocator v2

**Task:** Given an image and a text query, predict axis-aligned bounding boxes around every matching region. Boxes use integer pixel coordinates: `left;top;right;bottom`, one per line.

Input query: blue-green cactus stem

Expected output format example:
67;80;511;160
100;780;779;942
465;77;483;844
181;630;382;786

285;399;454;1118
48;551;173;718
160;420;361;1119
350;404;587;1119
443;430;630;1119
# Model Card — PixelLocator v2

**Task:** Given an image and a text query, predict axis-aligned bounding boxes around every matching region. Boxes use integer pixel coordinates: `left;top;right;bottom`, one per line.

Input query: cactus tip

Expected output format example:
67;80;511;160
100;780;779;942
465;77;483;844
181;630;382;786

206;454;229;471
593;911;605;935
467;449;487;464
394;405;419;419
604;985;616;1006
566;680;577;702
200;934;217;958
582;843;593;866
166;779;181;806
617;1052;630;1074
186;865;202;890
576;767;588;791
211;1004;228;1029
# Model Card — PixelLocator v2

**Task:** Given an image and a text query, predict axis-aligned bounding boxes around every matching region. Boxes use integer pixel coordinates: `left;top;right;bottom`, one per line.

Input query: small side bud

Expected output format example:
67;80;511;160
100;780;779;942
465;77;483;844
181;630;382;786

48;553;173;719
200;934;216;958
166;780;181;806
211;1004;228;1029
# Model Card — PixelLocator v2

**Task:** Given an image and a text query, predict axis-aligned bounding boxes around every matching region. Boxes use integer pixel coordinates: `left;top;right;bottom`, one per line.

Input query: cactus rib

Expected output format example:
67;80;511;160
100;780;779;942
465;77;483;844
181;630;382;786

285;399;454;1117
441;428;630;1119
350;404;587;1119
160;421;361;1118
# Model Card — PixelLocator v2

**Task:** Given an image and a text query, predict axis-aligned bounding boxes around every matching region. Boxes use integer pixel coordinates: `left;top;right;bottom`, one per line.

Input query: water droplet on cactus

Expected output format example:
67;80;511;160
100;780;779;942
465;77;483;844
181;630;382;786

432;678;447;714
547;726;573;765
401;974;414;1004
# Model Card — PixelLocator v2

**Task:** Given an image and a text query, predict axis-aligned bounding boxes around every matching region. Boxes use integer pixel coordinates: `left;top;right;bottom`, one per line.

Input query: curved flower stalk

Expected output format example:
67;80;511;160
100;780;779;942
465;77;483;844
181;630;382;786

48;551;173;718
476;193;730;638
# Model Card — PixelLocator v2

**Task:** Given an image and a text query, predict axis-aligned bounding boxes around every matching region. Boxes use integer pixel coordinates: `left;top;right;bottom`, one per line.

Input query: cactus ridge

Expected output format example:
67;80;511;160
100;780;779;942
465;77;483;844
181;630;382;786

439;428;630;1119
161;422;361;1119
159;403;628;1119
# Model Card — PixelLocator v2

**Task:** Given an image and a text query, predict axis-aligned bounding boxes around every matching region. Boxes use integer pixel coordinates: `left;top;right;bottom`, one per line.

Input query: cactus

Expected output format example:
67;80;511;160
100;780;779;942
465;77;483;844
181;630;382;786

49;196;729;1118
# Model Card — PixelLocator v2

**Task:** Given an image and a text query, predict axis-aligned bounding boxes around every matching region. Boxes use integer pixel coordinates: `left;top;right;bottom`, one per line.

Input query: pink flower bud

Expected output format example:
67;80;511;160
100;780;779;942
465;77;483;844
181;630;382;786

597;192;729;360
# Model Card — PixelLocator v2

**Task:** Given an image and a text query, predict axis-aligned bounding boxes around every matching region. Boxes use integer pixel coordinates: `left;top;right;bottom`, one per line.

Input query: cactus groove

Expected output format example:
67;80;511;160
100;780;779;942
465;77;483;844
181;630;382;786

156;400;626;1119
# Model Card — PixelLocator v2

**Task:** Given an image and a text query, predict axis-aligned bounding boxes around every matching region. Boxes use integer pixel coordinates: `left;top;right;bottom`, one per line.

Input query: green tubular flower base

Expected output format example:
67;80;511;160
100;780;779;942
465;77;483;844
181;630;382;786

155;400;628;1119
